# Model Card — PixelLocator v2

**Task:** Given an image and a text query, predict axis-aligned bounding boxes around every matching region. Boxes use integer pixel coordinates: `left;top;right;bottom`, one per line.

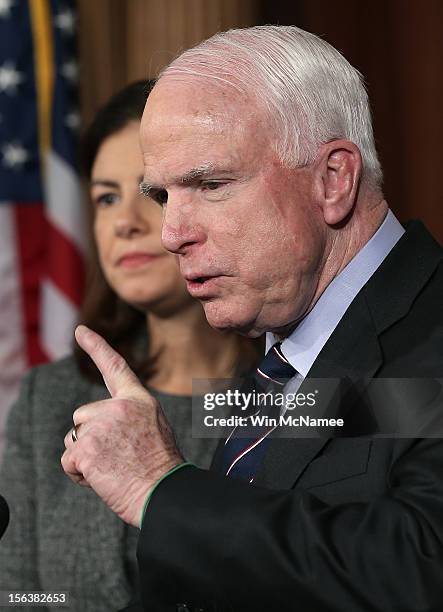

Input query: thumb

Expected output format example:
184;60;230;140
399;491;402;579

75;325;144;399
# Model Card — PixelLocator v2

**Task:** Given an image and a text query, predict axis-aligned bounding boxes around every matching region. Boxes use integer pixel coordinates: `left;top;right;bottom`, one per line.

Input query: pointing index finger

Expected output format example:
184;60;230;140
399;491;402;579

75;325;143;399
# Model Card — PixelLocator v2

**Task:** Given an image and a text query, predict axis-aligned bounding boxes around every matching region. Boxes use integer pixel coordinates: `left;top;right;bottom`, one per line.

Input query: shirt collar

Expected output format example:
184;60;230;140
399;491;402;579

266;210;405;376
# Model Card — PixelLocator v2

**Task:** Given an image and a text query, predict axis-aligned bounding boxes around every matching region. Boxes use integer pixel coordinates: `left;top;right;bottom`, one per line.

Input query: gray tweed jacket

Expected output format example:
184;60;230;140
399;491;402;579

0;356;218;612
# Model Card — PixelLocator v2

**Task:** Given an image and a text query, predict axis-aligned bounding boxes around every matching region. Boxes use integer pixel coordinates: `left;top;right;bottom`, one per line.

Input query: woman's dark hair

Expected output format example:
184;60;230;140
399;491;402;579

82;80;154;179
74;80;262;384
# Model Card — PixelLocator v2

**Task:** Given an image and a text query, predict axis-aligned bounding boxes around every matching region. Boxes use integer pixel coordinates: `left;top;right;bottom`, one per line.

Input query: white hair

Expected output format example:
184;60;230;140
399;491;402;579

159;25;382;187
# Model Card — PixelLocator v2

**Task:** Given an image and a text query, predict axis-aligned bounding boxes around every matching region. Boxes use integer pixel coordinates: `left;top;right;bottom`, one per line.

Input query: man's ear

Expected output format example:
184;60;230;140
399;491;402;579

313;140;362;225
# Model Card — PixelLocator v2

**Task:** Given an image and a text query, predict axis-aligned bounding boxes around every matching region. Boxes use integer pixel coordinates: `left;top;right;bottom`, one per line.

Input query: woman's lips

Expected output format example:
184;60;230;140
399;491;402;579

117;253;161;268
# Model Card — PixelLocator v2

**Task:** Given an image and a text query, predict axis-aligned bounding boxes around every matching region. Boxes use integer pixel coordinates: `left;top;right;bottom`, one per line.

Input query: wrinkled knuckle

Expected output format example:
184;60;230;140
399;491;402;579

77;447;95;475
61;448;82;475
73;405;88;424
76;457;88;477
72;407;81;422
107;352;127;377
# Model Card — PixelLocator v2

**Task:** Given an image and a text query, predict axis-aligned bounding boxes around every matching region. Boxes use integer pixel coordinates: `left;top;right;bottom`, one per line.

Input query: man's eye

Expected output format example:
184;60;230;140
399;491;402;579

201;181;225;191
95;193;118;207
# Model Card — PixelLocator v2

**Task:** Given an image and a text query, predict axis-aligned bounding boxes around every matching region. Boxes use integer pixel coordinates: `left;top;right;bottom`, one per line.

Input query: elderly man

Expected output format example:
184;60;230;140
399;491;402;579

63;26;443;611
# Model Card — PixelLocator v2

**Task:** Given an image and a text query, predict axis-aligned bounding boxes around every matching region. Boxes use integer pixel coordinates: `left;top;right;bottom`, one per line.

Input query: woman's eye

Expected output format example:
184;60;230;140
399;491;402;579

95;193;118;207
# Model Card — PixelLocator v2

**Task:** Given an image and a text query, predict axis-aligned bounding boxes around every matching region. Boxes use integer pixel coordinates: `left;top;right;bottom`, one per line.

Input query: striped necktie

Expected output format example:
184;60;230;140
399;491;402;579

220;342;297;482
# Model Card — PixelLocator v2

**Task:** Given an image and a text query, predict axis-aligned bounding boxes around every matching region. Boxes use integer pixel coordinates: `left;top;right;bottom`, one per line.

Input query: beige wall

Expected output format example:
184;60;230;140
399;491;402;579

77;0;260;126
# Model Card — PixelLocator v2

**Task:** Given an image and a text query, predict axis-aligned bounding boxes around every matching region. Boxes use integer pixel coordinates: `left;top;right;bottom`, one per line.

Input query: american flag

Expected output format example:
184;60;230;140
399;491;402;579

0;0;86;459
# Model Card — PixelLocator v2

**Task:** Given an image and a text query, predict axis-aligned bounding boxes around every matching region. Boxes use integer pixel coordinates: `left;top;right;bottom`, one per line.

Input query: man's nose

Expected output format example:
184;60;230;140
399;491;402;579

161;196;203;254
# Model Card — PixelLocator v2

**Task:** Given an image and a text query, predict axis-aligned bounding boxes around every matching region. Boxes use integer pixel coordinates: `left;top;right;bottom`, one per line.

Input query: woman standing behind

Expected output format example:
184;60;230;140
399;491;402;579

0;81;261;611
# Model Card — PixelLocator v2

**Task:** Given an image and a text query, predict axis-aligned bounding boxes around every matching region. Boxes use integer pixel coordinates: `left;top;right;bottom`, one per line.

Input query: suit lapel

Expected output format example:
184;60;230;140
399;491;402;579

362;220;442;334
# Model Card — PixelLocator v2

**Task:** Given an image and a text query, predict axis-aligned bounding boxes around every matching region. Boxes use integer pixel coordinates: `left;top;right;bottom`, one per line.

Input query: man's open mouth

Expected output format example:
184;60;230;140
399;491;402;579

185;275;221;296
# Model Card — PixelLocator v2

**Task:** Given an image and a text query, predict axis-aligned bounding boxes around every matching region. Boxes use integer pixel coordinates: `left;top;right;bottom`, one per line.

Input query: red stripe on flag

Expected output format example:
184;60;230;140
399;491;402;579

46;221;85;307
14;203;48;366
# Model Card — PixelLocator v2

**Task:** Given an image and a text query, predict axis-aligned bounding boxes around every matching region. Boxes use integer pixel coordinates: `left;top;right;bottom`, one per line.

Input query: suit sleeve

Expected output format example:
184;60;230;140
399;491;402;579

137;439;443;612
0;370;43;599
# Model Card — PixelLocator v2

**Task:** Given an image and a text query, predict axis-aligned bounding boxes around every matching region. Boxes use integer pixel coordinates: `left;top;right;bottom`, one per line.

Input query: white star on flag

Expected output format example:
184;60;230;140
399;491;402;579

61;59;78;83
2;142;28;169
65;111;80;131
0;61;24;94
0;0;14;19
54;8;76;35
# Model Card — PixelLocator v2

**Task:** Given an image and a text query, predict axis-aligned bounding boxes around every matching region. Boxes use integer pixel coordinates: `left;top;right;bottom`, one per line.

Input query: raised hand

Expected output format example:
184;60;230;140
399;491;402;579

61;325;184;527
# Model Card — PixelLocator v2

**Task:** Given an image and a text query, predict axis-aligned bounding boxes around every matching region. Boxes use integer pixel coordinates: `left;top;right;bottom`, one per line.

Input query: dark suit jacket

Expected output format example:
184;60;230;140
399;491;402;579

136;221;443;612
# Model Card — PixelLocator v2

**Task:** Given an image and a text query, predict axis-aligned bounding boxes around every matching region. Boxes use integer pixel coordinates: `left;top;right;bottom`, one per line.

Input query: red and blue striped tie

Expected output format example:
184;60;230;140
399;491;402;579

220;342;297;482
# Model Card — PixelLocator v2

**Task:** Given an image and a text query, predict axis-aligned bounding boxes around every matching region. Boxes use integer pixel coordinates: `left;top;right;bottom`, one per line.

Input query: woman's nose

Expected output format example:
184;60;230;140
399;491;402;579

114;196;147;238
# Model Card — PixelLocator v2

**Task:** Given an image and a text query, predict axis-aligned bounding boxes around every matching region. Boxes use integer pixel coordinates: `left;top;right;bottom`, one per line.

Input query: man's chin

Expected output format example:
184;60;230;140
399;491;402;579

202;301;263;337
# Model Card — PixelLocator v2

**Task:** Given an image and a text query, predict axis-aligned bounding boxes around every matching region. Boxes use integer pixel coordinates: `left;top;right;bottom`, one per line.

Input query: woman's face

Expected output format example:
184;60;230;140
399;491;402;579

91;121;192;313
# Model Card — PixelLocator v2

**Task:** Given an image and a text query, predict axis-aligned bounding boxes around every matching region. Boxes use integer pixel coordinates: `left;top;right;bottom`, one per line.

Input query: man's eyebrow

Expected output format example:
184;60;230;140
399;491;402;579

140;162;232;197
178;163;216;184
139;181;157;197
